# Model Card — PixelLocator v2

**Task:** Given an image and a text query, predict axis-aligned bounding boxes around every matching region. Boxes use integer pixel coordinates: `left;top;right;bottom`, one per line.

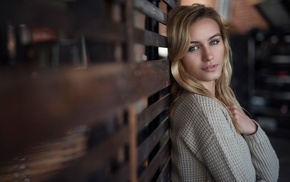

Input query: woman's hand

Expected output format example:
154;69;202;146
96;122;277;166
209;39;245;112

228;105;257;135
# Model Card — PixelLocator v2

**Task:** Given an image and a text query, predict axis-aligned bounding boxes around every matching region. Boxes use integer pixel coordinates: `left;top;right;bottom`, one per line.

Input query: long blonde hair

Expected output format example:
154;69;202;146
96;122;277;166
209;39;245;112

167;4;239;130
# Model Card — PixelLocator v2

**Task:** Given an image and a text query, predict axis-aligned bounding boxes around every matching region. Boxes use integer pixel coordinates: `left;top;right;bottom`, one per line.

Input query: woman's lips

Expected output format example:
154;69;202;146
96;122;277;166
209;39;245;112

202;64;218;72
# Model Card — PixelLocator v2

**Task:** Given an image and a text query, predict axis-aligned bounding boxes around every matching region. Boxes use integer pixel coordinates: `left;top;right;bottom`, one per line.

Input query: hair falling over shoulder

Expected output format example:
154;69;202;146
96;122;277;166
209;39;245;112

167;4;240;132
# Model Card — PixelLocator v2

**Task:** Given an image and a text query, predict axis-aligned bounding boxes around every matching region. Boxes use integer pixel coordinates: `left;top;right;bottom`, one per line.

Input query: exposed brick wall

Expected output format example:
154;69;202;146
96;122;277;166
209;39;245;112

230;0;268;34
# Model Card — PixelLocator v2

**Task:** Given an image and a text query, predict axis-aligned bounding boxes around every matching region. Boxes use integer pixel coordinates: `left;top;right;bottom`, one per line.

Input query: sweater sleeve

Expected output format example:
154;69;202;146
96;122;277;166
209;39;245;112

243;123;279;181
176;94;275;182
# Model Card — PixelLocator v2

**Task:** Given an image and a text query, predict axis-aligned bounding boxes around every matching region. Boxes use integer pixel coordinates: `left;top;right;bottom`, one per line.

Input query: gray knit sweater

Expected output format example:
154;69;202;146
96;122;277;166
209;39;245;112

170;92;279;182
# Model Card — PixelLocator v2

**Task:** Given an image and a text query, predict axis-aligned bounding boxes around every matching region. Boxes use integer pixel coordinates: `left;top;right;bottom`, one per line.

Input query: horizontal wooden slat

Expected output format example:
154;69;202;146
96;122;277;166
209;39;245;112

113;0;175;16
137;94;170;131
107;163;130;182
83;21;126;43
112;0;124;4
144;30;167;47
138;138;170;182
1;0;168;44
0;0;174;181
0;60;170;160
138;118;169;165
134;28;167;47
156;154;171;182
162;0;177;9
0;0;72;25
0;1;125;43
134;0;167;25
51;126;129;181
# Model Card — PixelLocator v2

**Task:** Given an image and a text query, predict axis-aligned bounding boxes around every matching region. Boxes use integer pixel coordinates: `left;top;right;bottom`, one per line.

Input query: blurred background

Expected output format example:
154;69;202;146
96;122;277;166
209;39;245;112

0;0;289;181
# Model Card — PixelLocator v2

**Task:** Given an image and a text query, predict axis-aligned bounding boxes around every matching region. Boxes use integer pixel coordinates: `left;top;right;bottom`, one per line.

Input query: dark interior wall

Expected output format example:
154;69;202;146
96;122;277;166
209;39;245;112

230;34;250;111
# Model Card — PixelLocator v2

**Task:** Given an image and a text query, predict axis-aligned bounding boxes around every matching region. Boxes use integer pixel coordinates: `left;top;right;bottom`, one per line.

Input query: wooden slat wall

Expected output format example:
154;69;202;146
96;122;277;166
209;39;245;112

0;0;176;181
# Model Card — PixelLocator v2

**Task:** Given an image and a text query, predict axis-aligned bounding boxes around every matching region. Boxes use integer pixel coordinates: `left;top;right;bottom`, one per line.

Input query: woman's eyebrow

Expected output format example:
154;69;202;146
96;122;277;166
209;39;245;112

190;33;221;44
209;33;221;40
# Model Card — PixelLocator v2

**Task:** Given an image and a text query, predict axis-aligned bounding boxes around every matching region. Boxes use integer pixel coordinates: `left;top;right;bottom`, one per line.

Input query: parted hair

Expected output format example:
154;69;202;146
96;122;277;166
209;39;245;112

167;4;239;131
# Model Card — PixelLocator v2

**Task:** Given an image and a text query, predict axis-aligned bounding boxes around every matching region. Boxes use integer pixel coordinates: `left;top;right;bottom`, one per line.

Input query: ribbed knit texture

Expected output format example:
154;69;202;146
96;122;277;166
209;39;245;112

170;92;279;182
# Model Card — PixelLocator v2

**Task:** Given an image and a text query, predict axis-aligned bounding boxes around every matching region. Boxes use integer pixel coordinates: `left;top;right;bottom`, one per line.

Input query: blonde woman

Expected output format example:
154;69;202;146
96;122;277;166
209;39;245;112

167;4;279;181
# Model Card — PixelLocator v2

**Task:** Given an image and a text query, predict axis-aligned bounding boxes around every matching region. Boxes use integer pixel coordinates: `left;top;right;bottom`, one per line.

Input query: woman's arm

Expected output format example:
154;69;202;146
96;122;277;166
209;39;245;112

229;105;279;181
177;95;252;181
243;124;279;181
177;95;278;181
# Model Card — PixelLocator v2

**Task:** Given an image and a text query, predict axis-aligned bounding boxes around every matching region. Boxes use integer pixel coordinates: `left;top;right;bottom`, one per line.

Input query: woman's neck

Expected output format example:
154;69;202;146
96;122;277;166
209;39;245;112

201;81;215;96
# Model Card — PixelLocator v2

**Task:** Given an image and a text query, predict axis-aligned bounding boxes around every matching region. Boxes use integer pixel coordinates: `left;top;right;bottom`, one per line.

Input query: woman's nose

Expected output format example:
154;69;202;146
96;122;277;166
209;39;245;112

202;47;214;62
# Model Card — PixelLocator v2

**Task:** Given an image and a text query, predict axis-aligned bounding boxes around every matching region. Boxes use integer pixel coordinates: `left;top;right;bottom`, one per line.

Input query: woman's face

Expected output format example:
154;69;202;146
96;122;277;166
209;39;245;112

181;18;224;89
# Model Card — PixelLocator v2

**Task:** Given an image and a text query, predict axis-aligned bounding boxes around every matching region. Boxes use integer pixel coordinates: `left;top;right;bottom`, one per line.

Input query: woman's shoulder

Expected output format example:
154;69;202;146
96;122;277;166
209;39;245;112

173;92;221;111
170;92;234;138
170;93;227;140
171;92;228;124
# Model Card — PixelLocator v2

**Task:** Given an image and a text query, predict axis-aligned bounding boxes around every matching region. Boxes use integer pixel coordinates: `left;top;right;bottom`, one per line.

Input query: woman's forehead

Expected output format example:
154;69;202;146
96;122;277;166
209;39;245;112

189;18;221;41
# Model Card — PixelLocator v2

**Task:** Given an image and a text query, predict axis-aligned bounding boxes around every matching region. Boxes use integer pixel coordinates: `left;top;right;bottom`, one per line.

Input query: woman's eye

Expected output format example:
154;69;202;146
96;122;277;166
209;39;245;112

188;45;199;52
210;39;220;45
